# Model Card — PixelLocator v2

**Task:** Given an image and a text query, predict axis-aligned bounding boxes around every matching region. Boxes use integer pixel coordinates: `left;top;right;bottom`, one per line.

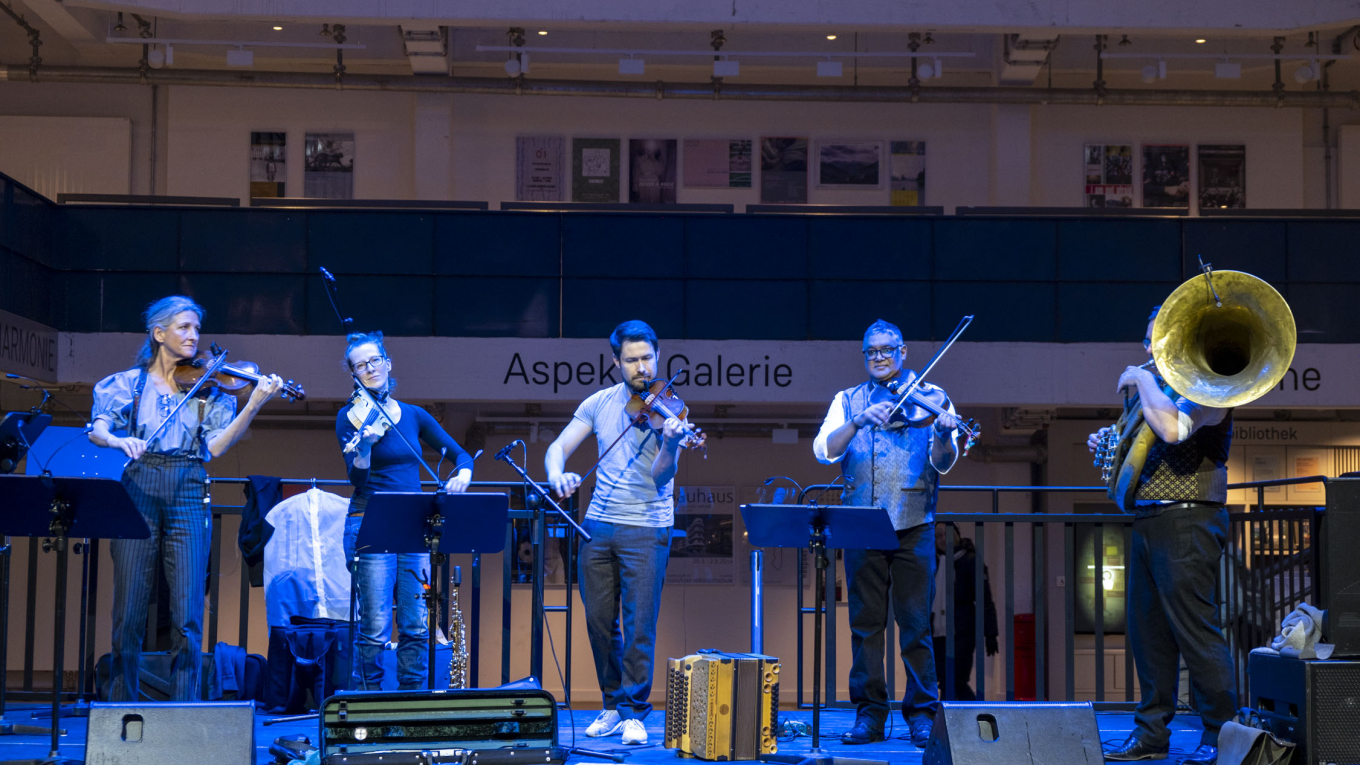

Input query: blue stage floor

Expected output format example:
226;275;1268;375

0;703;1209;763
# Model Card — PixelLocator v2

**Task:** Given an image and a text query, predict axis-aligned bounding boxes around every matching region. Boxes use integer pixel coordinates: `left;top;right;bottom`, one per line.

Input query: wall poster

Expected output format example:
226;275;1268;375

1198;144;1246;209
682;139;753;188
1141;144;1190;208
249;132;286;199
572;138;621;203
303;132;355;199
890;141;927;206
628;138;678;203
816;139;884;189
515;136;564;201
1083;143;1133;208
668;486;735;585
759;137;809;204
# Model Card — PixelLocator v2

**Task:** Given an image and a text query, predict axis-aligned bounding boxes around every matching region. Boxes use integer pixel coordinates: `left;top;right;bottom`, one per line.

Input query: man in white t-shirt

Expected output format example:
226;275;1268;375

545;320;686;746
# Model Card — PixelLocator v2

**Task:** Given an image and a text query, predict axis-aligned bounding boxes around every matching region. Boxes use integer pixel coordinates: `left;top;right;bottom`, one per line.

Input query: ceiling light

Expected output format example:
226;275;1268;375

1195;38;1207;44
1119;35;1131;46
816;60;843;77
115;12;126;32
826;34;837;41
273;26;283;31
537;30;548;35
619;57;645;75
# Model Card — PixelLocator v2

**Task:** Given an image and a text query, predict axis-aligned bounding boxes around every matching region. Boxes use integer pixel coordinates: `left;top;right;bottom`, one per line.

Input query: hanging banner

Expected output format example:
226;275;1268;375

668;486;736;585
1141;144;1190;208
304;132;355;199
572;138;621;203
760;137;808;204
0;309;58;383
628;138;678;203
1084;143;1133;208
890;141;927;206
682;139;753;188
515;136;565;202
249;132;286;199
1198;144;1246;209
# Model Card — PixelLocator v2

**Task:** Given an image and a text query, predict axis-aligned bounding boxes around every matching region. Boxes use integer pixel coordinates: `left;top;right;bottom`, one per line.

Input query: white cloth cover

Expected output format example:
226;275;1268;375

263;488;352;628
1251;601;1334;660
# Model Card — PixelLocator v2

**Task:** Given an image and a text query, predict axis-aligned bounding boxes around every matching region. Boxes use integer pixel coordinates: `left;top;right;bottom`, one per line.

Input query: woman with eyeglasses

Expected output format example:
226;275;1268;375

336;331;473;690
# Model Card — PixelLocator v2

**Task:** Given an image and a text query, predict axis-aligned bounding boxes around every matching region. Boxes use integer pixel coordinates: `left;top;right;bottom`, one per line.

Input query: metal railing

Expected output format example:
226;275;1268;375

793;478;1328;710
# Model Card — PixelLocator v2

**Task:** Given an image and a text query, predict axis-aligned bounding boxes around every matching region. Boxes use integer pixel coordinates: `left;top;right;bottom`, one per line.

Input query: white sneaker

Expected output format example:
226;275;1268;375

585;709;623;737
621;718;647;745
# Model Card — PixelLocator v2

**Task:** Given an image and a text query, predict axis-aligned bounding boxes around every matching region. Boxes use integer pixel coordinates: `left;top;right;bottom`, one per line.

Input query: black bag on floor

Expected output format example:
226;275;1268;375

265;618;352;714
94;649;264;701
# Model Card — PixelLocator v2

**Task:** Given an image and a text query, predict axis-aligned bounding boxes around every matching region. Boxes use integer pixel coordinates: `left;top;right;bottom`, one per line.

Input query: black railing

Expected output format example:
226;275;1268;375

793;478;1328;710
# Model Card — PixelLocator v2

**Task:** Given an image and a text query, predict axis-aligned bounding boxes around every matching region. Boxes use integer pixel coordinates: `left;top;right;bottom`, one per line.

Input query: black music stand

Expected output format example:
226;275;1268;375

353;491;509;690
0;474;148;764
740;503;898;765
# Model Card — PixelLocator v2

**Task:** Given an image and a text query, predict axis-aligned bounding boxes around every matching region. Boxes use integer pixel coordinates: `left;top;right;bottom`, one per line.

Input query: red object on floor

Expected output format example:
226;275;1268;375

1013;613;1037;700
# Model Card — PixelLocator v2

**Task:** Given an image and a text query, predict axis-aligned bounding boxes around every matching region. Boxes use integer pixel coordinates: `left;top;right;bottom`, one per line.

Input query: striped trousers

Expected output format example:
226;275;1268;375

109;453;212;702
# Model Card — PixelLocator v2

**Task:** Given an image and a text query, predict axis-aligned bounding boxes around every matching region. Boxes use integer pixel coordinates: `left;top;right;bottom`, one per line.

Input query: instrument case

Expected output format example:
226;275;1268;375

319;689;558;761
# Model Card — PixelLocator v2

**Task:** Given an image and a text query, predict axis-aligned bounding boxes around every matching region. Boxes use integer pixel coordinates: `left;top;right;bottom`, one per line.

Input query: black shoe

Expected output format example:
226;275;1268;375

909;717;933;747
1103;736;1170;761
1180;745;1217;765
840;720;884;745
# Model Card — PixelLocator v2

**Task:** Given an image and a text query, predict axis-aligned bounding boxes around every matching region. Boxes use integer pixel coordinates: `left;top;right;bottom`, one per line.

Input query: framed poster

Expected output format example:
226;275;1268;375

515;136;564;201
572;138;620;203
760;137;808;204
1198;144;1245;209
249;132;286;199
303;132;354;199
1084;143;1133;208
890;141;926;206
816;139;884;188
628;138;678;203
1141;144;1190;208
668;486;736;585
682;139;753;188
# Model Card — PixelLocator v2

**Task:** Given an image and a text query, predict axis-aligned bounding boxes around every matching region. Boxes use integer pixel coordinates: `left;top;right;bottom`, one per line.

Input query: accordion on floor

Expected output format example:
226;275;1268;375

664;650;779;761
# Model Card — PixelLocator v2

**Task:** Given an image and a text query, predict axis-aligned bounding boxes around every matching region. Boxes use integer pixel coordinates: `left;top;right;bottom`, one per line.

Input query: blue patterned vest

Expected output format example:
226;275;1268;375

838;379;946;531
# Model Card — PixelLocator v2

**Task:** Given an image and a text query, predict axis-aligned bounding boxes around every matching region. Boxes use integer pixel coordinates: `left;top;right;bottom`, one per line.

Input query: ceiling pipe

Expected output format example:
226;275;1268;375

3;64;1358;108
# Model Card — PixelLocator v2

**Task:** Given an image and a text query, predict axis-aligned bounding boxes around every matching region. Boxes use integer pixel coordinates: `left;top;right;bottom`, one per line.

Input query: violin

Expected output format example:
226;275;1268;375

173;346;305;404
343;386;401;454
626;378;707;454
877;377;982;455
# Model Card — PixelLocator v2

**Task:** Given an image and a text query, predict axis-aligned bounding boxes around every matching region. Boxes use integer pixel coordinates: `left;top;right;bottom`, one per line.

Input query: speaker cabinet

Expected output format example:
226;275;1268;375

1250;651;1360;765
1322;477;1360;658
923;702;1104;765
85;701;255;765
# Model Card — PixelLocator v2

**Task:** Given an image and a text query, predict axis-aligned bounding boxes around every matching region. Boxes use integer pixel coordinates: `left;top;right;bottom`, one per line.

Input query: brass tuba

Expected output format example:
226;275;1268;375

1098;269;1296;511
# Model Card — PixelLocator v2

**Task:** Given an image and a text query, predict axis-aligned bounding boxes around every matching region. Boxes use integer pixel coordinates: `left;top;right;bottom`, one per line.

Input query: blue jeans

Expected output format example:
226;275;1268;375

344;515;430;689
844;522;939;727
577;518;671;721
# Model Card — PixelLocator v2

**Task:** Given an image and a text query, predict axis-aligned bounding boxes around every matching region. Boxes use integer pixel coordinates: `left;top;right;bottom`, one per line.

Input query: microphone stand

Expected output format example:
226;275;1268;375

494;444;591;683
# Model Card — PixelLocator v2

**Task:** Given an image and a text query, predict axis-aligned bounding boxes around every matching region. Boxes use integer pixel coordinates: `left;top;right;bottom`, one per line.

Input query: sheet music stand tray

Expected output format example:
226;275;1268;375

0;474;148;764
740;503;898;765
353;491;509;690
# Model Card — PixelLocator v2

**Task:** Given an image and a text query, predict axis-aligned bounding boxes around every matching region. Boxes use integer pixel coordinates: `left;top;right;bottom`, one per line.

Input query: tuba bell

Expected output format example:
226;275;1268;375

1097;269;1296;511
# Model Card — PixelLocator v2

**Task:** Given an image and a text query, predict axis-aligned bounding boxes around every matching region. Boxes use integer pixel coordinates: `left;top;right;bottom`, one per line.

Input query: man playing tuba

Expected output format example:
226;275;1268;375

1089;305;1235;765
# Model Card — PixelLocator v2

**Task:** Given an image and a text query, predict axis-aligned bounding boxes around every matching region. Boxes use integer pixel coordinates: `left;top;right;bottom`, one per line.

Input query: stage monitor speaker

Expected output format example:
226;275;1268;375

1321;477;1360;658
923;702;1103;765
1249;651;1360;765
85;701;255;765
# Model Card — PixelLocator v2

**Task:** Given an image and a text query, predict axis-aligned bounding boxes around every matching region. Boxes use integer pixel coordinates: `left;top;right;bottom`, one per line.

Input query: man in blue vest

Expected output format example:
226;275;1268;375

814;319;961;747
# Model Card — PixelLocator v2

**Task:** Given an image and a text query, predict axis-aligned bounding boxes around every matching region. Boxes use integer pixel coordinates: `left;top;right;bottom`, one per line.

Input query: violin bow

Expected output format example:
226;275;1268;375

137;345;232;454
884;314;973;422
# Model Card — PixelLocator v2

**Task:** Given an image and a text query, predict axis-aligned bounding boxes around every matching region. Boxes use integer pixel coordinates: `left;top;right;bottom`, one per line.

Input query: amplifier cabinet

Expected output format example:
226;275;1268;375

664;651;779;761
1250;651;1360;765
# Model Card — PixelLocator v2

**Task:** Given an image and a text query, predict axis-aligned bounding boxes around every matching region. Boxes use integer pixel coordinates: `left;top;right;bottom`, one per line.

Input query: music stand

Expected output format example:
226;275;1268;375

740;503;898;765
0;474;148;763
353;491;509;690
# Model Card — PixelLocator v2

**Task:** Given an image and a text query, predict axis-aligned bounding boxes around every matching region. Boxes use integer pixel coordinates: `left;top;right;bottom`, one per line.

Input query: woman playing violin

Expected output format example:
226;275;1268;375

336;331;472;690
544;320;686;746
89;295;283;702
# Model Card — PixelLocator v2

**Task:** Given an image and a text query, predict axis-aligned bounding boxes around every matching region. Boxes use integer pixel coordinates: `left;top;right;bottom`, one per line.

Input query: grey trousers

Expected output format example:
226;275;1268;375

1128;504;1238;747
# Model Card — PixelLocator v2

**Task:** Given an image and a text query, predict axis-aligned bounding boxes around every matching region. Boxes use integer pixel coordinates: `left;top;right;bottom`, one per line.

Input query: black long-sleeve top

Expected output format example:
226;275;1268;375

336;400;471;505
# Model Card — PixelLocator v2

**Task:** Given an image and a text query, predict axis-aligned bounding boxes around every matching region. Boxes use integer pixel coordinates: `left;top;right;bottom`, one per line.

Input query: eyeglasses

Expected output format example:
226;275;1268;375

862;347;900;360
352;356;386;372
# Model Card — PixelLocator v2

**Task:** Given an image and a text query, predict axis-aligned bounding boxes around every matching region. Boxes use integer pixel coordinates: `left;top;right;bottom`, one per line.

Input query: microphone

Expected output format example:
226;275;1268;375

454;448;484;473
319;267;337;283
764;475;804;500
494;440;525;461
